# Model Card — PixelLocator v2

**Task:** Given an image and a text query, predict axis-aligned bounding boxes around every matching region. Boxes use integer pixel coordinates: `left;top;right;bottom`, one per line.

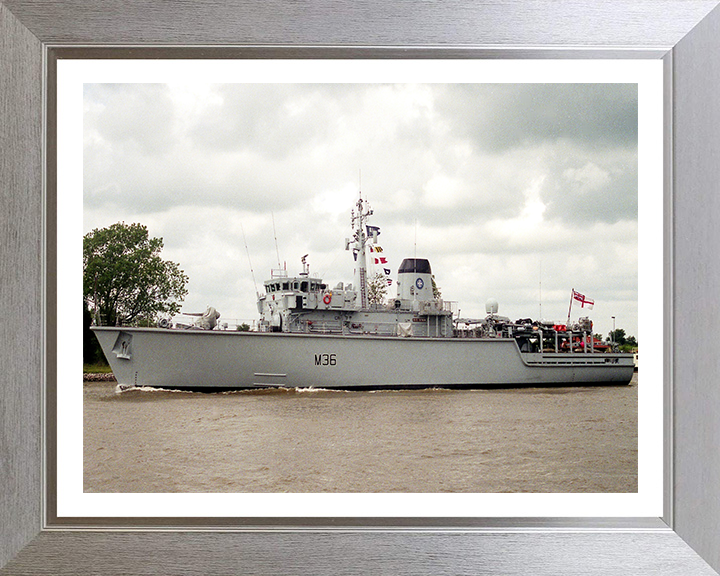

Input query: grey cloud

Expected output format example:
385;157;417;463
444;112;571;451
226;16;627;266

188;84;366;159
436;84;638;153
83;81;640;336
541;146;638;225
85;84;176;156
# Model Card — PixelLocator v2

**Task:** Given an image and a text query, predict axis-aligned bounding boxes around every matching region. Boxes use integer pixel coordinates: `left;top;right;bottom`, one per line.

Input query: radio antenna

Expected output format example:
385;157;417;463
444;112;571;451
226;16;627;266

414;218;418;259
271;211;282;269
539;260;542;319
240;223;259;297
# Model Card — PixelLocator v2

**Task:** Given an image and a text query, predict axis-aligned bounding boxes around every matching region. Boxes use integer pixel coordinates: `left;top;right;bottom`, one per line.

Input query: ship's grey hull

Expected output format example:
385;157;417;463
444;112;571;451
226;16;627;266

92;327;635;390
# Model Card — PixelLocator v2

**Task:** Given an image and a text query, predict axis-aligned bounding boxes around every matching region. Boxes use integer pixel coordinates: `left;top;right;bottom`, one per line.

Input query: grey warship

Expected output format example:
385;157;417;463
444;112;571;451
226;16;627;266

92;195;635;390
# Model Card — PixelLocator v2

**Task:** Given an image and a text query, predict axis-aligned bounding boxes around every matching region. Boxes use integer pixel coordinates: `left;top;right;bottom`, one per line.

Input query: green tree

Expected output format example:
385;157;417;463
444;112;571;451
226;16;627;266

367;272;389;306
432;275;441;299
83;300;105;364
84;222;189;326
609;328;627;345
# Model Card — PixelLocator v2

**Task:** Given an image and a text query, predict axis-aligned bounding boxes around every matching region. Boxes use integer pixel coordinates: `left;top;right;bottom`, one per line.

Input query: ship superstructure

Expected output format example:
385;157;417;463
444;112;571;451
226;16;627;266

257;195;454;339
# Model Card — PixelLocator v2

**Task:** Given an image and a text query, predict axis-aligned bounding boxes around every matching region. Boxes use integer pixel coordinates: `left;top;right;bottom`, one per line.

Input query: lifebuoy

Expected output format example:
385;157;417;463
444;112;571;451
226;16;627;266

323;293;332;305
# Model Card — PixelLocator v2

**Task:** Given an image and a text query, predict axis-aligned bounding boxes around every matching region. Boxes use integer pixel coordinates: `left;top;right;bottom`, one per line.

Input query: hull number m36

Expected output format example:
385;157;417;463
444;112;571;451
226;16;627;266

315;353;337;366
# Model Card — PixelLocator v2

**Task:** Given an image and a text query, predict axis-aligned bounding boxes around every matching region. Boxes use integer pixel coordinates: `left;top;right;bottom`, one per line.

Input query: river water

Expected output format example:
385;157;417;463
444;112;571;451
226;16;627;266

83;373;637;493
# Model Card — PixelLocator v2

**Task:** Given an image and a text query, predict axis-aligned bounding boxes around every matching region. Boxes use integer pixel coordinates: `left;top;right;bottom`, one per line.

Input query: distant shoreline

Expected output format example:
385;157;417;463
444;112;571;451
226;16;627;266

84;373;116;382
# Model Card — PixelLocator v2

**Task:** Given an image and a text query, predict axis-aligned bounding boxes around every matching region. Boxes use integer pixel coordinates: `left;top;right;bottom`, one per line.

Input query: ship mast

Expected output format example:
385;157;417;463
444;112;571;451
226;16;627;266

350;191;373;309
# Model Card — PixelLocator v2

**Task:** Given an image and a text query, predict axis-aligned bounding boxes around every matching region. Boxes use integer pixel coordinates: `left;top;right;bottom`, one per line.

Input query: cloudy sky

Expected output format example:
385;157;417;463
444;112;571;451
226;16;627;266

83;82;638;338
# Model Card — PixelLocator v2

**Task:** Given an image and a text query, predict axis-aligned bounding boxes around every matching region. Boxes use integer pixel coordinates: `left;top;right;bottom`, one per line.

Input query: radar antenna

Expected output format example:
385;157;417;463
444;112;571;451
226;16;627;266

300;254;309;276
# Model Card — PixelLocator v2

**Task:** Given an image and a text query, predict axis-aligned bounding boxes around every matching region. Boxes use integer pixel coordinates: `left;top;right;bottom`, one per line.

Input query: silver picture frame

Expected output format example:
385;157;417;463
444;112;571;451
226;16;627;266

2;1;720;574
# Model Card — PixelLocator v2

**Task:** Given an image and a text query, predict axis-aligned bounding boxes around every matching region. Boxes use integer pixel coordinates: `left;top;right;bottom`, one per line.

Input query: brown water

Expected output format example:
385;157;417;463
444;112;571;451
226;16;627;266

84;374;638;493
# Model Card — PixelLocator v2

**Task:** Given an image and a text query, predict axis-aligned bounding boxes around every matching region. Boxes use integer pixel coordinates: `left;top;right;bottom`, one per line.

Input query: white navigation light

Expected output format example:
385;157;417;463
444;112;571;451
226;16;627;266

486;298;499;315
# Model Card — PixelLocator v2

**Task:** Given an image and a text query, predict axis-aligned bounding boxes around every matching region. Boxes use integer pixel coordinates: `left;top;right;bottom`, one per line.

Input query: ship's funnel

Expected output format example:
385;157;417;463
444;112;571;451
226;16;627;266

397;258;433;302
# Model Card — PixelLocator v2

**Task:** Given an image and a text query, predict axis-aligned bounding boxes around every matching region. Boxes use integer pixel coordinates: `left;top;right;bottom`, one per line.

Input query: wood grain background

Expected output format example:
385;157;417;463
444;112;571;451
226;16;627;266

0;1;43;569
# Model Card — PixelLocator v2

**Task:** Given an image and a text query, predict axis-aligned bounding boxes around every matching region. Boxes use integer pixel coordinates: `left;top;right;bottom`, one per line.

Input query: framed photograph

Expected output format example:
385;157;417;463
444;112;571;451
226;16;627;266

62;59;663;522
62;59;660;519
2;2;720;574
